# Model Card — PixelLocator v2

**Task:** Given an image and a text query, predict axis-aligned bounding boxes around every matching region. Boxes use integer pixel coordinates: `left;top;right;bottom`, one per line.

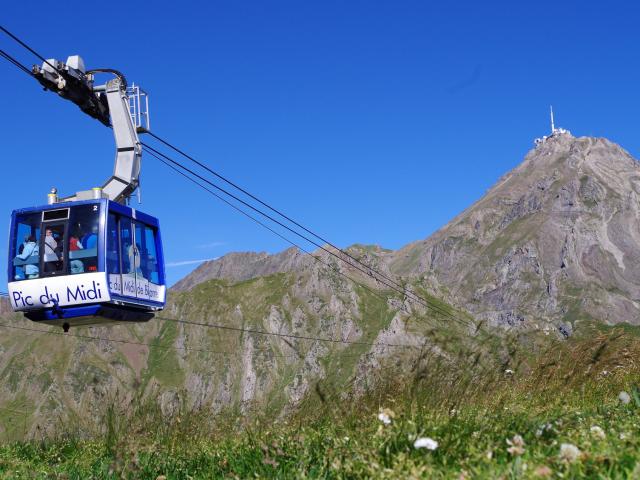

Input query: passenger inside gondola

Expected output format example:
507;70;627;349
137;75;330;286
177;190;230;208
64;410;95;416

15;235;39;279
82;225;98;250
43;227;64;274
69;233;85;274
78;223;98;272
44;228;56;251
12;212;41;280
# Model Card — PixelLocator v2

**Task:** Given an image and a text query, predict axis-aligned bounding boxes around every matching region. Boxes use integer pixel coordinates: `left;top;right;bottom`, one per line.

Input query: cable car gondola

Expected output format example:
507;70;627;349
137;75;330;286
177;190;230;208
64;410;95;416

6;55;166;331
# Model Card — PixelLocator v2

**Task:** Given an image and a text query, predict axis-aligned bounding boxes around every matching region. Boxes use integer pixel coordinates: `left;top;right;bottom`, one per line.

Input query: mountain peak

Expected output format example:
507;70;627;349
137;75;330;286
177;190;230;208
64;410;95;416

391;135;640;328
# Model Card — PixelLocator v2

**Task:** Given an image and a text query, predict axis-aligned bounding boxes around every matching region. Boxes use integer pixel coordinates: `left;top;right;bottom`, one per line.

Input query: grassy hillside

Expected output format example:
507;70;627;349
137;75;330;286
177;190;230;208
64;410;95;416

0;324;638;479
0;267;482;439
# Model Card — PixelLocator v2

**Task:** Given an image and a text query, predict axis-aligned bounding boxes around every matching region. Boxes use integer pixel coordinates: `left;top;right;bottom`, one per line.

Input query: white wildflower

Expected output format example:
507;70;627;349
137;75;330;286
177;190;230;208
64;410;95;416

506;434;525;456
590;425;606;440
504;369;514;375
413;437;438;450
377;412;391;425
619;432;627;440
559;443;581;463
377;408;394;425
619;391;631;405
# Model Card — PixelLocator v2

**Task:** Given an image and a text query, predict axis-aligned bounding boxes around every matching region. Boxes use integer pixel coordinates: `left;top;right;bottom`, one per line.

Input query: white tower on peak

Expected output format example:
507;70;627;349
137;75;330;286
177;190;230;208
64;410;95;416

534;105;570;147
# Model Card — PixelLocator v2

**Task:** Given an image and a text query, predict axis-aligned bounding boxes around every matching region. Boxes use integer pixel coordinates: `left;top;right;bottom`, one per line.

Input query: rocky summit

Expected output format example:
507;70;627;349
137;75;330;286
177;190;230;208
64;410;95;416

0;133;638;437
390;132;640;332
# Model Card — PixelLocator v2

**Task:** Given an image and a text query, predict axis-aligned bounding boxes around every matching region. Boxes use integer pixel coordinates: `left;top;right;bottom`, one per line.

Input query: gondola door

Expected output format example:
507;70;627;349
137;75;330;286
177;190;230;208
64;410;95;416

119;216;138;298
40;208;69;277
132;221;162;302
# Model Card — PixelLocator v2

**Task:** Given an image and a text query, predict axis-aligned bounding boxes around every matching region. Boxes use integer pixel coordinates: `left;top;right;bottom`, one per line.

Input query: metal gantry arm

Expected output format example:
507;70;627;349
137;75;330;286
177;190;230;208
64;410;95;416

100;77;142;203
32;55;148;204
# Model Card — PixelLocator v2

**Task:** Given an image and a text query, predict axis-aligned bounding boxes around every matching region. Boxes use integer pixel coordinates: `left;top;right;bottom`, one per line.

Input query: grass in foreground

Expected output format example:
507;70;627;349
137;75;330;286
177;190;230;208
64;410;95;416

0;327;639;479
0;391;638;479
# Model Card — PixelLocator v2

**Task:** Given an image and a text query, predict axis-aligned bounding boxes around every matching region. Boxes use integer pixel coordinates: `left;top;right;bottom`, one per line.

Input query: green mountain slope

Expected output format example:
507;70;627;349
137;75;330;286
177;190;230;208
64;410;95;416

0;253;477;440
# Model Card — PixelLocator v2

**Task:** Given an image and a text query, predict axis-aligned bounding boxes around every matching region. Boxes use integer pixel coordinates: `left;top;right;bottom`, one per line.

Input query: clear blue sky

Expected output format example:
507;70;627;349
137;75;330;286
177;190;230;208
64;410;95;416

2;1;639;286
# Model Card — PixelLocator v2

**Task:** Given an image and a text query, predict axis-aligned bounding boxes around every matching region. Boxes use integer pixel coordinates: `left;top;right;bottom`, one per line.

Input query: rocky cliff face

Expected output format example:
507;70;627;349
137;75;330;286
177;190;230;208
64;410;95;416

390;133;640;330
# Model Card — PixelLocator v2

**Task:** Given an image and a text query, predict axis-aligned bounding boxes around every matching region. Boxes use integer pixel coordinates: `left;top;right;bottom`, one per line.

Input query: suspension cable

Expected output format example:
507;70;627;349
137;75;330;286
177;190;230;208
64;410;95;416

143;143;461;324
157;315;419;349
0;48;33;77
0;293;419;350
0;25;60;74
146;131;451;317
144;148;428;323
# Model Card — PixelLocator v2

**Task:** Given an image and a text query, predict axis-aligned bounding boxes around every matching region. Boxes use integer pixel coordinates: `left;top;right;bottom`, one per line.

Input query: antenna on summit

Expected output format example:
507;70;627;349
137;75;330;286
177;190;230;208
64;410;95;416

534;105;571;147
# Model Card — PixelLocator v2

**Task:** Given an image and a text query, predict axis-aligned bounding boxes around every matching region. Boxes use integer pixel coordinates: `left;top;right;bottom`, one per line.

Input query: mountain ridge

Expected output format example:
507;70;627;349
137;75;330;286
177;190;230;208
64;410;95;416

179;134;640;330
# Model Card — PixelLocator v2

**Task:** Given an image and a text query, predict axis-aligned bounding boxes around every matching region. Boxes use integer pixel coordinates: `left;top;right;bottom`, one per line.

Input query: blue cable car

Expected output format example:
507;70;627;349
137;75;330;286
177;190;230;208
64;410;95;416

6;56;166;331
7;199;166;330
